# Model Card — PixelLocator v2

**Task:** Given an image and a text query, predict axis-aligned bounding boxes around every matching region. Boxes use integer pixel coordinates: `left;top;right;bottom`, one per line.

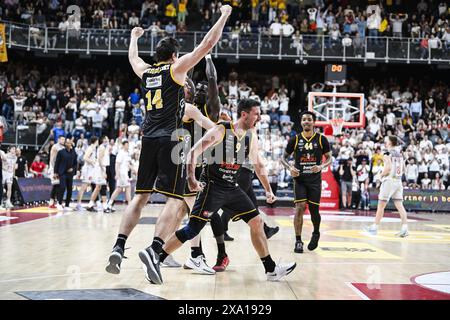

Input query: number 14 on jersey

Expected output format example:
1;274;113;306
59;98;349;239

145;89;163;111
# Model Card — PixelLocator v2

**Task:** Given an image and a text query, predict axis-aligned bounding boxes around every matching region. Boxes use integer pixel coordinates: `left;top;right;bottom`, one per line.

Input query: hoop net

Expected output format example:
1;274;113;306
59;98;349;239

330;117;344;136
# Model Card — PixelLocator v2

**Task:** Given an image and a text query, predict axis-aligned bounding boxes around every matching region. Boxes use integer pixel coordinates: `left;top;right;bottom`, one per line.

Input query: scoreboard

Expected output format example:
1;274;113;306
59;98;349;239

325;64;347;82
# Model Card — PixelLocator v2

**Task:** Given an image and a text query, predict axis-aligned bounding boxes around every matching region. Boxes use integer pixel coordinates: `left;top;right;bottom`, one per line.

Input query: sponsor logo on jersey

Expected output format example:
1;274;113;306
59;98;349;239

145;75;162;88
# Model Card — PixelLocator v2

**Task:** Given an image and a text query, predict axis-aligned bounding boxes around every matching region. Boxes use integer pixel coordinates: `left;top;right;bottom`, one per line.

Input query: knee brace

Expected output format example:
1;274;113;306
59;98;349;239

175;219;205;243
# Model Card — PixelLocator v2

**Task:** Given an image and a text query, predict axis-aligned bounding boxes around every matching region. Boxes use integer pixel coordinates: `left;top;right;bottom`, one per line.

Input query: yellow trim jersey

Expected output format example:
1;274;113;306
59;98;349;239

203;122;252;187
285;132;330;181
141;63;185;138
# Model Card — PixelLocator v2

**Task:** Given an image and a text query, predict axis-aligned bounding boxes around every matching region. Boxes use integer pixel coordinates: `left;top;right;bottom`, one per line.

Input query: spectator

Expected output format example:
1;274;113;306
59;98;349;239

390;13;408;38
129;12;139;27
178;0;187;24
431;173;445;190
409;97;422;124
421;172;431;189
269;18;282;36
339;158;355;209
92;107;104;137
30;155;46;178
405;158;419;188
52;121;65;142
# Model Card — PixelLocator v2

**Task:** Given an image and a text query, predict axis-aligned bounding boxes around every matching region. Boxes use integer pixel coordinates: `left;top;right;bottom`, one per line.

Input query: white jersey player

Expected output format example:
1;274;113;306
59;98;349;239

106;140;132;210
365;136;409;237
1;146;17;208
86;136;110;212
75;136;99;211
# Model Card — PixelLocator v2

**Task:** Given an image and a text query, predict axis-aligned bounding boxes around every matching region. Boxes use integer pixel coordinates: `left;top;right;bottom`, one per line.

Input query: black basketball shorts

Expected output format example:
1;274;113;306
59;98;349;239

189;180;259;223
293;177;322;206
135;136;188;200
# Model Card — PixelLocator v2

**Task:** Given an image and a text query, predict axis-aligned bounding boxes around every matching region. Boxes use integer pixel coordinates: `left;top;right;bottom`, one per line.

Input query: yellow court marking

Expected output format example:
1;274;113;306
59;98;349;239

317;241;401;259
12;207;59;214
425;225;450;232
274;219;329;230
325;229;450;244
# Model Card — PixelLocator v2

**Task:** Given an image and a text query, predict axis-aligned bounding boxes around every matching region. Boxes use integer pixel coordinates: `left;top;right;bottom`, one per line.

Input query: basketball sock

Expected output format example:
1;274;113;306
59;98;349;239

296;235;302;242
151;237;165;254
159;249;169;263
215;235;227;258
114;234;128;251
191;247;203;258
261;255;276;273
88;200;94;207
308;203;321;234
401;224;408;231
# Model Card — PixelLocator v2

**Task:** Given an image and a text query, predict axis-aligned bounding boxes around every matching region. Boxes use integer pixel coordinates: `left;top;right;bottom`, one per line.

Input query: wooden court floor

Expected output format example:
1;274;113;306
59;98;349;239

1;205;449;300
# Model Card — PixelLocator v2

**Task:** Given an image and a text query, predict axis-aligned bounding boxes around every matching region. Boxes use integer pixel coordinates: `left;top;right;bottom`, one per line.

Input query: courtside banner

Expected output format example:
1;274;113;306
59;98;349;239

0;23;7;62
17;178;52;203
369;188;450;212
320;166;340;210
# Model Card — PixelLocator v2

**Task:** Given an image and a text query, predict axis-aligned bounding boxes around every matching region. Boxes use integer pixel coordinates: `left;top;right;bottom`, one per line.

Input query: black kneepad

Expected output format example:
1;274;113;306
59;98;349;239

175;219;204;243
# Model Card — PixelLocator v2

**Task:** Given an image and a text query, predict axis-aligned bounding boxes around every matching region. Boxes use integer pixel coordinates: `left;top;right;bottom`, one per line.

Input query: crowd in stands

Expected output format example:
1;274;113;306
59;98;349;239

2;1;449;48
1;53;450;209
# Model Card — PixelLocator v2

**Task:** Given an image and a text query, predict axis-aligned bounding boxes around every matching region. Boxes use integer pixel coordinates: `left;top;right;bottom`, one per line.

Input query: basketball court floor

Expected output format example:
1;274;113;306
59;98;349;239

1;204;449;300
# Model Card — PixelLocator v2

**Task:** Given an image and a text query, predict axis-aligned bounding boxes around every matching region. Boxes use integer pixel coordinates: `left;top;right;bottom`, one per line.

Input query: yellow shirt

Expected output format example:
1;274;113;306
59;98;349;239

280;13;289;23
379;18;388;32
251;0;259;8
165;4;177;18
178;1;186;13
372;153;383;165
232;0;240;7
269;0;277;9
278;0;286;10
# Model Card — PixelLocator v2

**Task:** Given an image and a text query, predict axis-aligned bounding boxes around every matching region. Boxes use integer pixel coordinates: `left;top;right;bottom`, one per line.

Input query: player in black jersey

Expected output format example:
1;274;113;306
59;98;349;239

106;5;232;275
178;55;228;274
281;111;332;253
139;99;296;284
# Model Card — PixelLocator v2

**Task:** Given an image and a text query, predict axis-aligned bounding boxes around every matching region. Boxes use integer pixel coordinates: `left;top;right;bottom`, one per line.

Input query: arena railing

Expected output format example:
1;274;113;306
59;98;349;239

1;119;51;150
2;21;450;64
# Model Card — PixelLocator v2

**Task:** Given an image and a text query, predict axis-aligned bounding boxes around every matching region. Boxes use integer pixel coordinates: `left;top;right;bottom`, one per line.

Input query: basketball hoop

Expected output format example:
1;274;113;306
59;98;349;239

330;118;344;136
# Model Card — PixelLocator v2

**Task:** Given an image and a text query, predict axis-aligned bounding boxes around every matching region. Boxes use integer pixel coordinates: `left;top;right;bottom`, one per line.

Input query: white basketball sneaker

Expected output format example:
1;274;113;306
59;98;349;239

161;254;182;268
184;255;215;275
364;224;378;235
266;262;297;281
396;229;409;238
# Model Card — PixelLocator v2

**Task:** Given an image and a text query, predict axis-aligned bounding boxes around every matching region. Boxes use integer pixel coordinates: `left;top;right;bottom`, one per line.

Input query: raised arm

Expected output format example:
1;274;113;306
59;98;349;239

183;103;215;130
186;124;225;191
205;55;220;122
128;27;152;79
171;5;232;83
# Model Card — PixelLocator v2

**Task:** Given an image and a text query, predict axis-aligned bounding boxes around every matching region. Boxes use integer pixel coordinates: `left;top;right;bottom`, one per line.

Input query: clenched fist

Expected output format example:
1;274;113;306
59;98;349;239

131;27;145;39
220;5;232;16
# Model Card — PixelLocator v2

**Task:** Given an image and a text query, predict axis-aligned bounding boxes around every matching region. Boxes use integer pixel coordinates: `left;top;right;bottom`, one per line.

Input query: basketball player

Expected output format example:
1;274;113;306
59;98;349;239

48;135;65;209
75;136;99;211
0;146;17;209
105;140;132;210
139;99;296;284
180;58;226;274
86;136;110;212
281;111;332;253
365;136;409;237
106;5;232;275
